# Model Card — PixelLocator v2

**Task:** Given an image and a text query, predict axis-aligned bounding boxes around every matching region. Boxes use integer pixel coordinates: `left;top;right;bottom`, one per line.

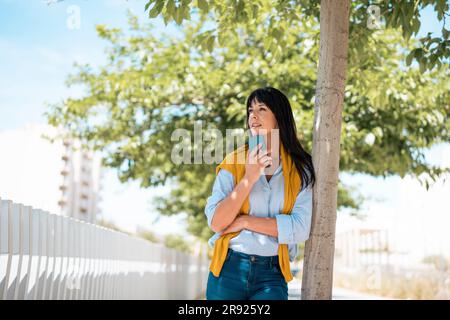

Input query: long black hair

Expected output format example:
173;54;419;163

245;86;316;191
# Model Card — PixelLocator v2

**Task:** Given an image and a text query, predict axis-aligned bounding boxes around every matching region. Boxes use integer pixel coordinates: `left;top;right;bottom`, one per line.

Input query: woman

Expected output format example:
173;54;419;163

204;86;316;300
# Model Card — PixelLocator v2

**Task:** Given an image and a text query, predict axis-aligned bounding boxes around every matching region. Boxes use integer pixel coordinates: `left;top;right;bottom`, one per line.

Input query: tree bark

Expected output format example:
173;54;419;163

301;0;350;300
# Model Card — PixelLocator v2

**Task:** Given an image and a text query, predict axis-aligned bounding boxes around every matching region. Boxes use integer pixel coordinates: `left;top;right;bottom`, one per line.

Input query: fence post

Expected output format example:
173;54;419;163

0;199;9;299
43;213;55;299
59;215;69;300
5;202;21;300
18;206;32;300
52;214;62;300
65;217;74;300
0;201;13;299
14;204;29;299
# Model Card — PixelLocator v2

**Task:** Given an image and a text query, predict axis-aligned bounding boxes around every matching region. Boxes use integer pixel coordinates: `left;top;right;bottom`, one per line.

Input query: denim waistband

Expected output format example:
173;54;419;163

226;249;279;266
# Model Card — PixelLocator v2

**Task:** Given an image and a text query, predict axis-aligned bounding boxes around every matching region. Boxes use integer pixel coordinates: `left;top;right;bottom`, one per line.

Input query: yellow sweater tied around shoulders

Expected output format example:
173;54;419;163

209;142;302;283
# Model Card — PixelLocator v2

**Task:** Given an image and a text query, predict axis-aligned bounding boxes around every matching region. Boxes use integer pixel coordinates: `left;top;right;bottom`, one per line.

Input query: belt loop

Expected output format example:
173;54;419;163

269;257;273;269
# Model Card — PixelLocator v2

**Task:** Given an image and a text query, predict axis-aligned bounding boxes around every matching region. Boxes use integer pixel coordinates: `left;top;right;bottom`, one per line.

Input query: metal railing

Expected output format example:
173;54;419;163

0;198;209;300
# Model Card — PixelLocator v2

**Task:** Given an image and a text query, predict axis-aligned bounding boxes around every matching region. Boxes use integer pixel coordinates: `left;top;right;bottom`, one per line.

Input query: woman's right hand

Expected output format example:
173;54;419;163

245;143;272;184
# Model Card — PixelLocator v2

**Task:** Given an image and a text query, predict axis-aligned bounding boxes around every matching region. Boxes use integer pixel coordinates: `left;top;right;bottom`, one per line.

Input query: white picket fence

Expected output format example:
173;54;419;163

0;198;209;300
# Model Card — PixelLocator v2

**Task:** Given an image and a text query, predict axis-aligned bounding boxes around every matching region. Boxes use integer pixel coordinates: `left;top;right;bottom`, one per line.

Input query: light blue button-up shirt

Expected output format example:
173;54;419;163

204;162;313;262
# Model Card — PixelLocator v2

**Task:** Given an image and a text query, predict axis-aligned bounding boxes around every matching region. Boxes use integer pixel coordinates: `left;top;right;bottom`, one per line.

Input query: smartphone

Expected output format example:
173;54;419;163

248;134;266;154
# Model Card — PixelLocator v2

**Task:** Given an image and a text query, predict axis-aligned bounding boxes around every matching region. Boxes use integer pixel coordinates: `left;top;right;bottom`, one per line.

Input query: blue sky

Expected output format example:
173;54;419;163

0;1;448;253
0;1;444;129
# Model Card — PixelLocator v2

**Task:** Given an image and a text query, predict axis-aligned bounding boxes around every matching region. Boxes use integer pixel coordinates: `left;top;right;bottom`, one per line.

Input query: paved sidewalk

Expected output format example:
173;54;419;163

288;279;390;300
199;279;391;300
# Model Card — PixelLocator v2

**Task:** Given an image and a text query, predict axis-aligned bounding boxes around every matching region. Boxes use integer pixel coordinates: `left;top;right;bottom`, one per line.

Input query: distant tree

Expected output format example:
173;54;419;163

422;254;450;271
97;218;131;235
164;234;192;253
136;230;160;243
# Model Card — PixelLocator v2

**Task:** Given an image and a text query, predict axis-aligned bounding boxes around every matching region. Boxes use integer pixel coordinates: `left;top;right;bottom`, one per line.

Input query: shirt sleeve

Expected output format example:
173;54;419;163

204;169;235;229
275;185;313;244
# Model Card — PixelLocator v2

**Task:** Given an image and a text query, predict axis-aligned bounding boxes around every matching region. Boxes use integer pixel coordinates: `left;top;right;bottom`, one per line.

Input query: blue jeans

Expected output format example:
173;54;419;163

206;249;288;300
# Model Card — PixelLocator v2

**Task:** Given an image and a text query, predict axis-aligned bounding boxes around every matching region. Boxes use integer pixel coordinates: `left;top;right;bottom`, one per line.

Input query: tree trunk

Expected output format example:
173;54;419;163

301;0;350;300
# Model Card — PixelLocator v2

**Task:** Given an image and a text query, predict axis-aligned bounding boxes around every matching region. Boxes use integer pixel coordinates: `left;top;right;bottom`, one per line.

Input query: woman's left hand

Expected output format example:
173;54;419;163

220;215;249;235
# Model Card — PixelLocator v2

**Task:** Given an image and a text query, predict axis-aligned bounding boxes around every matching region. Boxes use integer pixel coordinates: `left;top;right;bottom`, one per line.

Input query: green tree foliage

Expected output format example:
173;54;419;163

46;5;449;242
136;229;161;243
144;0;449;71
422;254;450;271
97;218;132;235
164;234;193;253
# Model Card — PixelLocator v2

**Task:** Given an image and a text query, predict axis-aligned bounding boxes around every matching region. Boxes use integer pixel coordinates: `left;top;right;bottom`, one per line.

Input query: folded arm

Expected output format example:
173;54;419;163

205;169;256;233
205;169;313;244
240;186;313;243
